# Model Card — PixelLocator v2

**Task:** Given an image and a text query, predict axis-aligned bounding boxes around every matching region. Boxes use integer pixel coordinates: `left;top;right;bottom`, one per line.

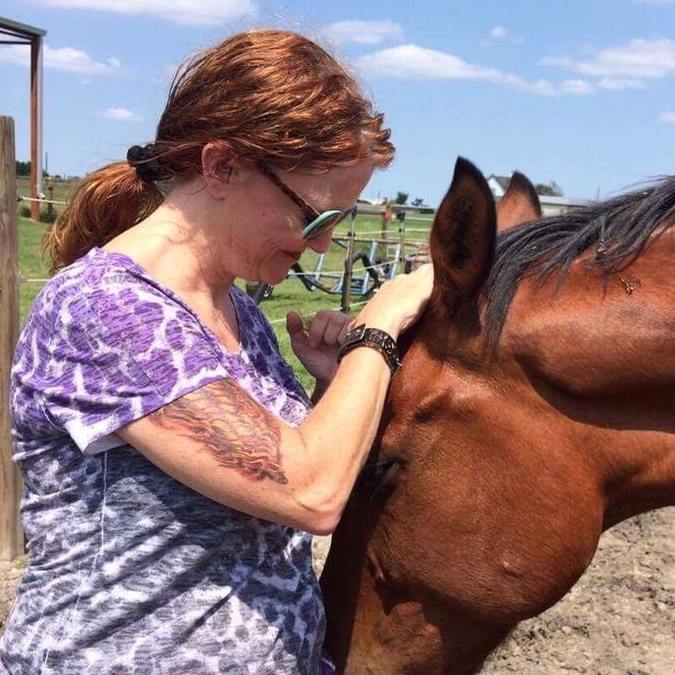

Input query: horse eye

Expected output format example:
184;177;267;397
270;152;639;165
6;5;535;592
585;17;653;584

357;456;406;500
413;403;439;423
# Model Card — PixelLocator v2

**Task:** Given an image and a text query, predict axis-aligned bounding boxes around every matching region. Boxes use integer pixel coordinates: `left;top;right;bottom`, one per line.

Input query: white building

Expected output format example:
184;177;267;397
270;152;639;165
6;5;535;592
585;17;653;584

487;174;590;216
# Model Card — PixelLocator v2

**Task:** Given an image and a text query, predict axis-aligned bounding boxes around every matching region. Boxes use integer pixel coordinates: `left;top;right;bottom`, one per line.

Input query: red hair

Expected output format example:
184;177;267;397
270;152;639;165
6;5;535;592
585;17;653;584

45;29;394;273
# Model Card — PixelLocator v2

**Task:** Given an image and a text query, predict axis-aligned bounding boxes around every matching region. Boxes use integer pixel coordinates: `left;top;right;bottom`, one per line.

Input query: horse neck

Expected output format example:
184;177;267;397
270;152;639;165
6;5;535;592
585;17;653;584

600;434;675;528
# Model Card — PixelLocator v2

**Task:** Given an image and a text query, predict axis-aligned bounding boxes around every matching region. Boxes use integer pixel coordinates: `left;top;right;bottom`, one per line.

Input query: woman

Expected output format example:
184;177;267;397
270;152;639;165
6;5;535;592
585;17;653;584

0;30;432;674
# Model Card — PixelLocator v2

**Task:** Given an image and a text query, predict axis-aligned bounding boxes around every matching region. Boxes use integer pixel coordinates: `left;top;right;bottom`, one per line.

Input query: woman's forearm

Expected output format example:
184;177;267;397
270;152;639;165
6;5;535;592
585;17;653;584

290;318;399;531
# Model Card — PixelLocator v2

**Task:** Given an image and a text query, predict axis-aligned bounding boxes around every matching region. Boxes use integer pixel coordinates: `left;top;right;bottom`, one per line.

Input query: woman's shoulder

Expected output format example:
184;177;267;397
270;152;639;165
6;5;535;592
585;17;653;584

17;247;218;392
30;247;183;331
13;249;229;453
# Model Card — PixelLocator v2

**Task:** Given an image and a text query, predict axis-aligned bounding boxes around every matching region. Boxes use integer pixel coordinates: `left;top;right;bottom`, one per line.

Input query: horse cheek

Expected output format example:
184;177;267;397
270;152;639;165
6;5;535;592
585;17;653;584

370;437;605;625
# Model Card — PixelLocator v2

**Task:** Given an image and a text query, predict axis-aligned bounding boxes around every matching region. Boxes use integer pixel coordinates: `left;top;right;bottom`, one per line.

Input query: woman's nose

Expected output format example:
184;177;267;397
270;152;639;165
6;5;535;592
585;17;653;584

307;228;334;254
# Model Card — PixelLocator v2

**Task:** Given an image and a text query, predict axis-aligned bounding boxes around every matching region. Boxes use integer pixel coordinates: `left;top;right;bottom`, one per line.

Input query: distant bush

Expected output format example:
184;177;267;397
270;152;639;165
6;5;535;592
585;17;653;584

19;205;31;218
39;209;58;224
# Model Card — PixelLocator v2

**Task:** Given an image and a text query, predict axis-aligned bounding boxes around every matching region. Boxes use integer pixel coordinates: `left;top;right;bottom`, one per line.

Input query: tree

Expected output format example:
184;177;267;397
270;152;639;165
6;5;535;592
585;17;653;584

394;191;408;205
14;161;49;178
16;160;30;176
411;197;424;207
535;181;563;197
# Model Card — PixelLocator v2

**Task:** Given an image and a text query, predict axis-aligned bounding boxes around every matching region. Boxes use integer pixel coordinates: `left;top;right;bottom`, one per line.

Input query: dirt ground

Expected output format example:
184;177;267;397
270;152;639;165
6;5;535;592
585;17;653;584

3;508;673;673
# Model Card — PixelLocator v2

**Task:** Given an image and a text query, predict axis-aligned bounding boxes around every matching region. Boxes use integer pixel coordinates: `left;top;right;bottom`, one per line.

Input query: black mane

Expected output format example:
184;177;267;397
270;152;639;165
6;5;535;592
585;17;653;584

483;176;675;343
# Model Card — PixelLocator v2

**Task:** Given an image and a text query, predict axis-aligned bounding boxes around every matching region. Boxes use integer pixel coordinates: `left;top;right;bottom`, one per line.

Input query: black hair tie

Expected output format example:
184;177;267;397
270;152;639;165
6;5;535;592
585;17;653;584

126;143;164;183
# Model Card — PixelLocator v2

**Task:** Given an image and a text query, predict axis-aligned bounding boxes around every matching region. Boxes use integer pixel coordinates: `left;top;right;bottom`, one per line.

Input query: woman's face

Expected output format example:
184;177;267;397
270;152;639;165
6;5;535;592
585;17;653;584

222;160;374;285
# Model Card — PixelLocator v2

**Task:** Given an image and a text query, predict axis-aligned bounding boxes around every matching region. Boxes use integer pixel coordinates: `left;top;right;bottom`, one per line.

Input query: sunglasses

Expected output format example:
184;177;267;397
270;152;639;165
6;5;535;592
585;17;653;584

257;162;354;240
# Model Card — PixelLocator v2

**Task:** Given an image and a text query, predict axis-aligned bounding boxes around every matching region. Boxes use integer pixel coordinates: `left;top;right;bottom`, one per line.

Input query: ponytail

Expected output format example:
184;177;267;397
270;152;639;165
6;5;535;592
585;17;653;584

43;161;163;274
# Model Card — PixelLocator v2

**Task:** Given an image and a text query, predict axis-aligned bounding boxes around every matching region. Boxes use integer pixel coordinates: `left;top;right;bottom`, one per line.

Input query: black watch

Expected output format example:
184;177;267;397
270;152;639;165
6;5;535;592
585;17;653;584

337;324;401;375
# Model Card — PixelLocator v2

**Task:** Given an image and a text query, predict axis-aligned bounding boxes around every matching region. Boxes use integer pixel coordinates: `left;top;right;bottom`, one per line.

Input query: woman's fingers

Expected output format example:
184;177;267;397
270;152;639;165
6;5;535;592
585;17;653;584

324;313;347;346
308;310;351;348
286;311;308;346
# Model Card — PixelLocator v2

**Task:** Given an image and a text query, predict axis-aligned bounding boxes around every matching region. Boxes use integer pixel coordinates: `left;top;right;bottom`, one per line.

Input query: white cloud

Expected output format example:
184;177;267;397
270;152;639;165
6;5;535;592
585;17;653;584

356;44;502;80
36;0;256;26
543;38;675;83
597;77;645;90
489;26;508;39
499;73;557;95
47;48;120;74
658;111;675;123
323;20;403;45
99;107;142;121
528;79;557;95
0;44;120;74
560;79;595;94
356;44;558;95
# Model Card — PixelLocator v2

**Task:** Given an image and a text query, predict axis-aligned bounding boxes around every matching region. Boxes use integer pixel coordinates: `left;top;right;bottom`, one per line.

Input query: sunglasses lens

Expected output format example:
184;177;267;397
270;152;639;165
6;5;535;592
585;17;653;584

302;210;348;239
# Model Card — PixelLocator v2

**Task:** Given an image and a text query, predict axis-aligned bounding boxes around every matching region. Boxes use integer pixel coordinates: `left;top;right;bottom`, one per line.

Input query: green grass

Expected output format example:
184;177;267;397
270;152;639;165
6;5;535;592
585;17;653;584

17;207;432;393
18;217;51;321
16;177;74;203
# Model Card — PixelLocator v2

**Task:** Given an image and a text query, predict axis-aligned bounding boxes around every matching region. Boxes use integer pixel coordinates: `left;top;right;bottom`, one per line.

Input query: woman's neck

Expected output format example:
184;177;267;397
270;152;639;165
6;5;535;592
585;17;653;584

104;188;237;310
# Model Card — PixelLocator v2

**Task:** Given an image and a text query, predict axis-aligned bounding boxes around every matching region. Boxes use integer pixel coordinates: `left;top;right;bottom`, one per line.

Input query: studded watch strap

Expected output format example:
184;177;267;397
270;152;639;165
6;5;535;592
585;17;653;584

337;325;401;376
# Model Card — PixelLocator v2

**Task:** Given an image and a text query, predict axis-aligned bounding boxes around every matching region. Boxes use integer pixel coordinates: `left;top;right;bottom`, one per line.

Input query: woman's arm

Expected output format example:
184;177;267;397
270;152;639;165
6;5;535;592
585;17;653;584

118;265;432;535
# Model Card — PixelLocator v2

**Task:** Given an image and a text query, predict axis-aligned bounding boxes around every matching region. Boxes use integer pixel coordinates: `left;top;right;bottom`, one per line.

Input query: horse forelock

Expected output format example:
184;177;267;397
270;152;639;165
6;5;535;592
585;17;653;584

482;176;675;346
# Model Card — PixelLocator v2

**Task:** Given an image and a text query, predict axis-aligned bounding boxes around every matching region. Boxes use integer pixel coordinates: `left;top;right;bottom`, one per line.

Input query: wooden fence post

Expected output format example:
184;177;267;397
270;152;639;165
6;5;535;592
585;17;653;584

30;36;43;222
341;230;355;314
0;116;24;560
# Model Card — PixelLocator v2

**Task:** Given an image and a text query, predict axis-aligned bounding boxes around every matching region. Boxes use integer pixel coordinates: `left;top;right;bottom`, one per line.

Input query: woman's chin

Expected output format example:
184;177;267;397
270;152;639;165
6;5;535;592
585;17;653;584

270;271;289;285
256;255;299;286
255;270;288;286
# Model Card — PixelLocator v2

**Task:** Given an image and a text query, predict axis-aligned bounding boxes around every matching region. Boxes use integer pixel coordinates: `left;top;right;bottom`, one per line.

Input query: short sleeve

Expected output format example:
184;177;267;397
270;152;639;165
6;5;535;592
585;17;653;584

32;272;230;455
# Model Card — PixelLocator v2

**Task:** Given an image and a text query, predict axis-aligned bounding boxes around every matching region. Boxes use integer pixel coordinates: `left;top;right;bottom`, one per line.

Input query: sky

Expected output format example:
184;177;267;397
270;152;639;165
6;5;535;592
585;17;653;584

1;0;674;206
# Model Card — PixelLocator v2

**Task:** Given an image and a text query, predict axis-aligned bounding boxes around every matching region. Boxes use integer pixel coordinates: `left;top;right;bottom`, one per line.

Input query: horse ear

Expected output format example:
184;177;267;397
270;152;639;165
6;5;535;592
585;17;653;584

496;171;541;232
430;157;496;314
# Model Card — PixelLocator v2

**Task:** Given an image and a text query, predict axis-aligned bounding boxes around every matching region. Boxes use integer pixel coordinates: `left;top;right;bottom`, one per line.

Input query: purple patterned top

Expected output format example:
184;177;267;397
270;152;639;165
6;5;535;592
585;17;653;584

0;247;324;674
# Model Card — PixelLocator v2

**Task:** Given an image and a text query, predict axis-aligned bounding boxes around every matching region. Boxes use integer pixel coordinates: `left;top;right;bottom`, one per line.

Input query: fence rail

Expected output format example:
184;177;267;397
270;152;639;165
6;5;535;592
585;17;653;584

18;195;68;206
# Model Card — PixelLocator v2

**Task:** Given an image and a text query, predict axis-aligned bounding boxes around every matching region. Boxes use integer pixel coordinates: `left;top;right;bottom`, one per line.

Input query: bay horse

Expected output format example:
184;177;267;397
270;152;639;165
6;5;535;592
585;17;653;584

320;158;675;674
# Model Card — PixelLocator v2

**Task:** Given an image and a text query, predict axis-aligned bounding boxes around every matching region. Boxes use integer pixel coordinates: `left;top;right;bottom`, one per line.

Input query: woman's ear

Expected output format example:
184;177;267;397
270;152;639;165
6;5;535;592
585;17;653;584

201;142;236;198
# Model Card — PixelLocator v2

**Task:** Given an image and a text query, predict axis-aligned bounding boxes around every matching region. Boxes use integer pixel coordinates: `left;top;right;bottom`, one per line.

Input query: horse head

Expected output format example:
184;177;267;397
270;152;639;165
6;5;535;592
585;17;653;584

322;158;675;674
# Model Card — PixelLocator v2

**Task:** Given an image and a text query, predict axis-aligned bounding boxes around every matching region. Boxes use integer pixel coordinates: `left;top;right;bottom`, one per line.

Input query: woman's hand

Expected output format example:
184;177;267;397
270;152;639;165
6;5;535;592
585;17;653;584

286;309;354;384
286;264;433;385
355;263;434;338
